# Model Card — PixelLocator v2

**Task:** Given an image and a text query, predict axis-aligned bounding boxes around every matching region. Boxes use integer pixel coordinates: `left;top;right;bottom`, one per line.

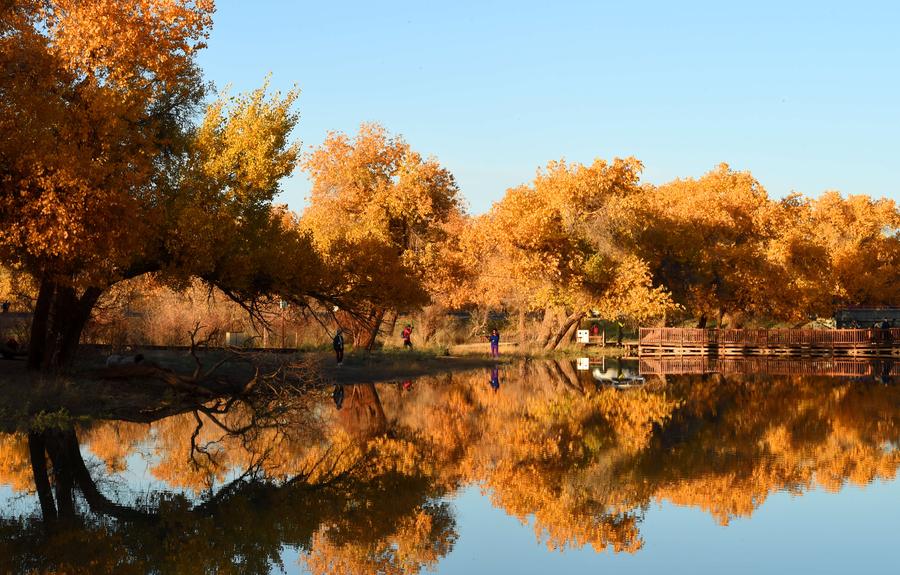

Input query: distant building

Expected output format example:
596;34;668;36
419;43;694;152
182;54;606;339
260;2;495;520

834;308;900;328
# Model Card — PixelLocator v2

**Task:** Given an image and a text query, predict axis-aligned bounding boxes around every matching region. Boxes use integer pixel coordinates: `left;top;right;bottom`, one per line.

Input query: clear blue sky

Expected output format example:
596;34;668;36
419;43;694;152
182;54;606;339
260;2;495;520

197;0;900;214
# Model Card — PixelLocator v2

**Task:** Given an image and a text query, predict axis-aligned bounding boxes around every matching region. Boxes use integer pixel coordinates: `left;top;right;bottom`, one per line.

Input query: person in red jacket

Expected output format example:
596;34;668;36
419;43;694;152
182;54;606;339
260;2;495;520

401;324;413;349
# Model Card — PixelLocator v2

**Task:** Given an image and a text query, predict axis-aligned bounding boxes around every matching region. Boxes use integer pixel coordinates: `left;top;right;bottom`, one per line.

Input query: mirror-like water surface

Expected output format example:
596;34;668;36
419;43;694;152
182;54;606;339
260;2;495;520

1;359;898;574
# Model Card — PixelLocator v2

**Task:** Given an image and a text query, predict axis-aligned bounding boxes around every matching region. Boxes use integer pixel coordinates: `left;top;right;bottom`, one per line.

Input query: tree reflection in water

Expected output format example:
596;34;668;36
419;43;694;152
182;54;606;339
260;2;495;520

0;361;898;573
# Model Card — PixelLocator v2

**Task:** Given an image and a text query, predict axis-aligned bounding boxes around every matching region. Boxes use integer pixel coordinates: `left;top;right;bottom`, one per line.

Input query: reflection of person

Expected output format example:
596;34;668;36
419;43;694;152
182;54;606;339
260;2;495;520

402;324;413;349
489;366;500;391
332;385;345;409
332;329;344;365
878;360;892;385
487;328;500;358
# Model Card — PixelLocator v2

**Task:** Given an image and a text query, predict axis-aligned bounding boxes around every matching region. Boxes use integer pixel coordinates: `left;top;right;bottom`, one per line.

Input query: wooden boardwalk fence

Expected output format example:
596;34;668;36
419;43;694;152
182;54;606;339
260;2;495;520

639;327;900;357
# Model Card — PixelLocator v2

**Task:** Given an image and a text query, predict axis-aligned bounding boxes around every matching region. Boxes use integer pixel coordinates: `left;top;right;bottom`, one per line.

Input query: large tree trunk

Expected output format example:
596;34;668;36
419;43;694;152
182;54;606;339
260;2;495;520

538;308;559;348
28;431;57;521
544;311;585;351
29;427;153;523
554;359;585;394
566;320;579;344
26;279;55;371
27;278;103;374
44;430;76;520
339;383;387;438
384;310;399;339
420;306;440;344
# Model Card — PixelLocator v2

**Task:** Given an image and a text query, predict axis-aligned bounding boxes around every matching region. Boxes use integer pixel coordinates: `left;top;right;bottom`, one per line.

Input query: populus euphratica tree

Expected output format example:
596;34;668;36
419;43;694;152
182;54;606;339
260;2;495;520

468;158;675;349
0;1;327;373
301;123;463;348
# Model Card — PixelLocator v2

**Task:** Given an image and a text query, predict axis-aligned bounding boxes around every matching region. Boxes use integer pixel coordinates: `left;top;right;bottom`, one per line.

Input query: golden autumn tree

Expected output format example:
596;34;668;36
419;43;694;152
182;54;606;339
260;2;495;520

301;123;463;348
466;157;675;349
806;192;900;309
1;0;210;370
624;166;900;324
622;164;782;326
0;2;333;373
759;194;834;320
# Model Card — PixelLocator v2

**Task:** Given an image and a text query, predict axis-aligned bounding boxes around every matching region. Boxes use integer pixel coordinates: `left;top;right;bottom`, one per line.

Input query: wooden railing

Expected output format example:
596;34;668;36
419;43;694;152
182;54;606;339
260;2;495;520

640;327;900;348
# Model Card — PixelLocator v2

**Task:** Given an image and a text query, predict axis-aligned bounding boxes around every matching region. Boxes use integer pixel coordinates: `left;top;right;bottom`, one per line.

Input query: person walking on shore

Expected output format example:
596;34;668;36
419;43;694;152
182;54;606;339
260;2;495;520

333;329;344;365
402;324;414;349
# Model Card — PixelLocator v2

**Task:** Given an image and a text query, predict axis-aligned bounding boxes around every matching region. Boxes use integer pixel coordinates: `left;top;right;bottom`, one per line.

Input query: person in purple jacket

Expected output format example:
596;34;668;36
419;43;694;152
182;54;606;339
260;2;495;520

487;328;500;358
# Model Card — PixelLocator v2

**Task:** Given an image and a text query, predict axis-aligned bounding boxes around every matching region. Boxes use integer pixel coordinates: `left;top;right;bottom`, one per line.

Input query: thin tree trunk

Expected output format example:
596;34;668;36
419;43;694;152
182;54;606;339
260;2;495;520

518;308;526;345
385;310;399;339
362;308;387;351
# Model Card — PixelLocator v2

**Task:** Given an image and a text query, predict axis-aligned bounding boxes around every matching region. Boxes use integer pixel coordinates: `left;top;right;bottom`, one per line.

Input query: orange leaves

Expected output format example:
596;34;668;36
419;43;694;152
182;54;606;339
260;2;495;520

303;123;460;253
591;254;679;323
301;504;455;575
301;123;462;310
43;0;213;90
444;158;896;325
622;164;900;321
624;164;780;321
806;192;900;307
3;0;321;322
0;0;213;289
465;155;667;319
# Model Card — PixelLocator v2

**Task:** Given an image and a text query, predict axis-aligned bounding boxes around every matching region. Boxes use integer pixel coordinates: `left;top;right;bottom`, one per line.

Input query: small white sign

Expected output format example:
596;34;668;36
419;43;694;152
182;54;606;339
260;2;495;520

576;329;590;343
576;357;590;370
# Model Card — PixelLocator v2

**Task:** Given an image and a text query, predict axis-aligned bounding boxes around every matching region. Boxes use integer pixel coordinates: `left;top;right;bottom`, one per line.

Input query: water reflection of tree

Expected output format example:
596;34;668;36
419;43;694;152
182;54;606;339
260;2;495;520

1;362;899;572
0;390;456;575
379;362;900;551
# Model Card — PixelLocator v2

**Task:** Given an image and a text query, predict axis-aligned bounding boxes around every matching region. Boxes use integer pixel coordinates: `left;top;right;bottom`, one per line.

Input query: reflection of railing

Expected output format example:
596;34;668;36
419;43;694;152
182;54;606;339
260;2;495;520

639;327;900;356
639;356;899;377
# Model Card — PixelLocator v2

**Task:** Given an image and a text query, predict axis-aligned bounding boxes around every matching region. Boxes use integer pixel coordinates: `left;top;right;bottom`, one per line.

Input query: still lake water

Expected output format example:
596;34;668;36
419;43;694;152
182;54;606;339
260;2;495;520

1;358;898;574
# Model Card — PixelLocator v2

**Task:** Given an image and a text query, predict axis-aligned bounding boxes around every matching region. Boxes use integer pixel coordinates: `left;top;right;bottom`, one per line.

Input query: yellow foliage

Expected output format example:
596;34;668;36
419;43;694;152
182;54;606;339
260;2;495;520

301;123;462;311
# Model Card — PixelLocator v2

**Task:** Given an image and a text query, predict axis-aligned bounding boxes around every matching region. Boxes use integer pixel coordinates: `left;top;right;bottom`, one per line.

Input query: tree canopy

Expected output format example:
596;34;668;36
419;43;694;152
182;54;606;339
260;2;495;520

2;0;898;365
